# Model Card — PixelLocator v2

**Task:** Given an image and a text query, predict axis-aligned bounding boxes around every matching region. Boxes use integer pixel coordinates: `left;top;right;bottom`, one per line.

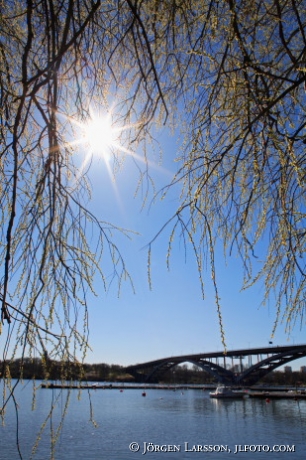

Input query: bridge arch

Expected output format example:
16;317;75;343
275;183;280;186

125;344;306;386
143;359;234;384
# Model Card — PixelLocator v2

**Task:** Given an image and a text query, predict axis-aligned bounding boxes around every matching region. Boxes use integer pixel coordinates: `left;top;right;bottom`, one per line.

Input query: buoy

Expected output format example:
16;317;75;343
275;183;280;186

265;398;270;403
142;391;146;397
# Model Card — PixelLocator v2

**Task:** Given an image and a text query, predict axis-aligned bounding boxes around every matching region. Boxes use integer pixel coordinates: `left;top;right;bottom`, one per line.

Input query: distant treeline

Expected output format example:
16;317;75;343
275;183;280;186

1;358;306;386
0;358;129;382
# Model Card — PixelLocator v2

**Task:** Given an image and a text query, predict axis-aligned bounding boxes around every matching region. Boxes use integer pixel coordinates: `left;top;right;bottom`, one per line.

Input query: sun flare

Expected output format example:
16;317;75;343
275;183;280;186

66;106;157;180
82;115;115;160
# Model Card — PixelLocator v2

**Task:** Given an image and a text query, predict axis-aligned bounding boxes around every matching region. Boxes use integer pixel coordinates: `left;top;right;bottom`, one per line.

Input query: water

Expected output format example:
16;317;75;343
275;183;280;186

1;381;305;459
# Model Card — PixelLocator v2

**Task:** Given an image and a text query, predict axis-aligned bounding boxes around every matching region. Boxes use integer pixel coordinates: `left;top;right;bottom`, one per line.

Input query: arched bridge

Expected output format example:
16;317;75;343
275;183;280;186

125;344;306;386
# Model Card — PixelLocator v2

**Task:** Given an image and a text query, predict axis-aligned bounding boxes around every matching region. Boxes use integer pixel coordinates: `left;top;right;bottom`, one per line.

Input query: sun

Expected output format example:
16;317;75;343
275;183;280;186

82;114;115;160
66;106;152;176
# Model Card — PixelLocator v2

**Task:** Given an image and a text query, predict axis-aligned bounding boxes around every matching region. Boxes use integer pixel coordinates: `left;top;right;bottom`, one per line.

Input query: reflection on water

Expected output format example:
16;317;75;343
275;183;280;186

0;382;305;459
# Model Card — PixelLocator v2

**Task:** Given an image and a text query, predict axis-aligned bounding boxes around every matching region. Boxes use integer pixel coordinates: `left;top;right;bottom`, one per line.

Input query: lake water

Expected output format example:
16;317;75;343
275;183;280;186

1;381;305;459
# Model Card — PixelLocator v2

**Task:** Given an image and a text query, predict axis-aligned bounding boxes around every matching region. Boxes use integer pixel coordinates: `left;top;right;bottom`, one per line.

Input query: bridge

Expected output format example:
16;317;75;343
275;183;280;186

125;344;306;386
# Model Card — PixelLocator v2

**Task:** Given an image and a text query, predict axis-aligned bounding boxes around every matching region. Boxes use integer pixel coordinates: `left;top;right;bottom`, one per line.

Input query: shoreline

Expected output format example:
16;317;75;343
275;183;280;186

40;382;306;398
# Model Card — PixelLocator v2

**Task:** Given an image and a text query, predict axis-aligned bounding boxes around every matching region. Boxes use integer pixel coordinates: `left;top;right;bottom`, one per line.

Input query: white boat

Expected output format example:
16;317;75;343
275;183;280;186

209;385;246;399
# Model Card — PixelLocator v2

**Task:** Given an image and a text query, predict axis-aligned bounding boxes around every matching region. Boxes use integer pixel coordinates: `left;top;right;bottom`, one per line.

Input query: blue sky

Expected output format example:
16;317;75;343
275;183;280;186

76;125;306;371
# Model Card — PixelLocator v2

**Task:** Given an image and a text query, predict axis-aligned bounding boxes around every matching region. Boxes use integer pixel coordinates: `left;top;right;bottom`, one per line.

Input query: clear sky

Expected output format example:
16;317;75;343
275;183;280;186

75;123;306;371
